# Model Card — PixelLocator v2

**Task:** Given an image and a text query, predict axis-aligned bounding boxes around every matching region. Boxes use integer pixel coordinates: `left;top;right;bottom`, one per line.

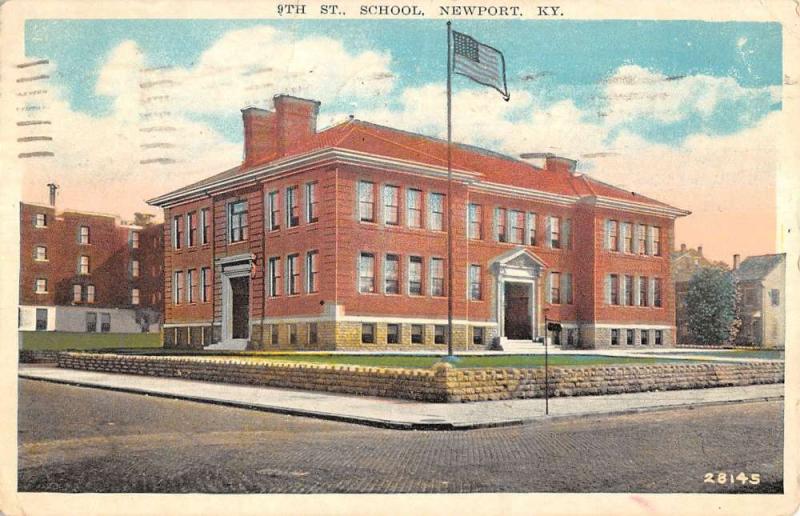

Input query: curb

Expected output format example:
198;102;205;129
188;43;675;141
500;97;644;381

19;373;784;432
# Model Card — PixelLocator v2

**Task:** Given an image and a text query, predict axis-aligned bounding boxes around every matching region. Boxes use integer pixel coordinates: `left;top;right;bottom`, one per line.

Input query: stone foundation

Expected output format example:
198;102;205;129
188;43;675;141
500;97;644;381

58;352;783;403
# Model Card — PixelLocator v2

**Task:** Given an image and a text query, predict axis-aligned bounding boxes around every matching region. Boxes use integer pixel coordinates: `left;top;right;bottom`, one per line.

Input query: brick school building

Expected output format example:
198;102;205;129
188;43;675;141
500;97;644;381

148;94;688;351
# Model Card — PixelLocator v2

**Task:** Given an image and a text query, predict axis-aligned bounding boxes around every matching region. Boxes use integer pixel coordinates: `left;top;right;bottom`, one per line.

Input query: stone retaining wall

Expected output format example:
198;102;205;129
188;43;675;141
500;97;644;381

57;352;784;403
19;350;60;363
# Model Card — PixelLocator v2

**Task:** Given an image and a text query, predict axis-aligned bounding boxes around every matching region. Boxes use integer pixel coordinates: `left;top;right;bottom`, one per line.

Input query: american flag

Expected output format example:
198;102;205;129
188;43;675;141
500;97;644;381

452;31;509;101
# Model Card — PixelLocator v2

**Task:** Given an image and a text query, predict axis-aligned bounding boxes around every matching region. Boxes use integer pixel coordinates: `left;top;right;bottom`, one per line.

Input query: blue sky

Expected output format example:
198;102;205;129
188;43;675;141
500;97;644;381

26;19;781;147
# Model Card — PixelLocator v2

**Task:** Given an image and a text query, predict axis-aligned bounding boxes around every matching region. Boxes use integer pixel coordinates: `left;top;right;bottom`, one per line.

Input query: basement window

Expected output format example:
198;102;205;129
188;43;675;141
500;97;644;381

434;325;447;345
387;323;399;344
361;323;375;344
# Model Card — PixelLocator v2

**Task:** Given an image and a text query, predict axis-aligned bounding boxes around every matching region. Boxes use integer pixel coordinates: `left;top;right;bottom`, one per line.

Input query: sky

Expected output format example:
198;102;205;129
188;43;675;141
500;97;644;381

18;19;782;262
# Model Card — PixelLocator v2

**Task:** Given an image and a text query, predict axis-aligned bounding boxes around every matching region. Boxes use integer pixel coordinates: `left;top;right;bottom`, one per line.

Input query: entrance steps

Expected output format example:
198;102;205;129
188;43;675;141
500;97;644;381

501;339;560;353
204;339;248;351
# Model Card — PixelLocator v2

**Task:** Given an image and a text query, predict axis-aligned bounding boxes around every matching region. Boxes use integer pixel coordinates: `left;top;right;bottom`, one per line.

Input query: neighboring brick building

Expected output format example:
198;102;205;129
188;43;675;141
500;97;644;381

733;254;786;348
671;244;728;344
148;94;689;351
19;193;163;334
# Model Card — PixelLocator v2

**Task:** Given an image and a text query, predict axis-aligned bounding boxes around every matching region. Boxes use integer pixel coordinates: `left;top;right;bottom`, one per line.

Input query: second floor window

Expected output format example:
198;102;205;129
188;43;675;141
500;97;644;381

200;208;210;245
35;278;47;294
384;254;399;294
87;285;95;303
407;189;422;228
79;226;90;245
131;288;140;305
430;258;444;296
306;251;319;293
653;277;662;307
624;275;634;305
409;256;423;296
186;270;196;303
173;215;183;249
306;182;319;223
228;201;248;242
495;208;507;242
608;274;619;305
131;260;140;278
383;185;400;225
359;181;375;222
286;186;299;227
639;276;649;307
73;284;82;303
268;257;281;297
79;255;90;275
549;216;561;249
35;246;47;261
201;267;211;303
359;252;375;293
268;191;280;231
622;222;633;253
468;203;482;240
130;231;140;249
187;212;197;247
174;271;184;304
469;264;481;300
509;210;524;244
429;193;445;231
528;212;537;245
287;254;300;295
550;272;561;304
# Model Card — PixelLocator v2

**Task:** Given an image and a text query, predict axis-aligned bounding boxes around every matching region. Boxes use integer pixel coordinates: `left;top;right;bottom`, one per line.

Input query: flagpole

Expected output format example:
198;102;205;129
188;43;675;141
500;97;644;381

446;20;454;357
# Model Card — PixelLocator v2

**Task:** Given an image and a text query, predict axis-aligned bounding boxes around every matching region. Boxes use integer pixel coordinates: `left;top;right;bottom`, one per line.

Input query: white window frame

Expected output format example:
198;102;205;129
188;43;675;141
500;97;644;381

408;256;423;296
35;278;47;294
35;245;47;261
200;208;210;245
305;182;319;224
406;188;422;228
428;193;445;231
268;257;281;297
131;288;140;306
306;250;319;293
73;284;82;303
358;180;376;223
285;186;299;228
286;254;300;295
79;225;90;245
384;253;400;294
430;257;445;296
358;252;376;294
79;255;90;275
87;285;95;303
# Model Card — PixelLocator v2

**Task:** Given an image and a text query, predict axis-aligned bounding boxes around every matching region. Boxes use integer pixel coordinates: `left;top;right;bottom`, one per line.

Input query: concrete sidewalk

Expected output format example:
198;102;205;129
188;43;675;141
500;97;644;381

19;365;784;430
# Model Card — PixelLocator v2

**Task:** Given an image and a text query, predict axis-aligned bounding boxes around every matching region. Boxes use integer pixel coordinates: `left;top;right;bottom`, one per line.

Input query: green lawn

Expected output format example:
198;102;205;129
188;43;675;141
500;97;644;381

20;331;162;351
658;349;785;360
200;353;704;369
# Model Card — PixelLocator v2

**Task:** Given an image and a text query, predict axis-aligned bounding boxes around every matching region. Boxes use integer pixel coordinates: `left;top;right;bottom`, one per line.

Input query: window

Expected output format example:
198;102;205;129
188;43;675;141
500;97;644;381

528;212;537;245
468;204;482;240
624;275;634;306
268;191;280;231
287;254;300;295
563;273;574;305
100;313;111;333
306;182;319;223
85;312;97;332
429;193;445;231
174;271;184;304
173;215;183;249
384;254;400;294
359;181;375;222
286;186;299;227
306;251;319;293
228;201;248;242
626;329;634;346
548;271;561;304
495;208;507;242
608;220;619;251
622;222;633;253
383;185;400;225
639;276;649;307
473;327;484;346
131;231;140;249
611;328;619;346
434;325;447;344
407;189;422;228
640;329;649;346
187;212;197;247
358;252;375;293
770;289;780;306
549;216;561;249
411;324;424;344
131;288;140;305
652;226;661;256
35;246;47;261
35;213;47;228
79;226;90;245
361;323;375;344
309;323;318;345
186;269;196;303
387;323;399;344
609;274;619;305
655;330;663;346
271;324;279;345
509;210;524;244
79;255;90;275
73;284;82;303
268;257;281;297
200;208;210;245
201;268;211;303
35;278;47;294
430;258;445;296
653;278;662;307
469;265;482;301
637;225;647;255
288;324;298;345
131;260;140;278
87;285;95;303
408;256;423;296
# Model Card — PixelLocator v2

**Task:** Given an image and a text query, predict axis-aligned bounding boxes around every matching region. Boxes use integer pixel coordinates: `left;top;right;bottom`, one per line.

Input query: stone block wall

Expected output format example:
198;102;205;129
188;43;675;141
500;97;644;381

57;352;783;403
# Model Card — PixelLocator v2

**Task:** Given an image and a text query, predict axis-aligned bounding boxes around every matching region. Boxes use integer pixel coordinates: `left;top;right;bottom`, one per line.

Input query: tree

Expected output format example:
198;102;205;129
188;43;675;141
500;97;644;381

686;267;740;345
133;212;155;226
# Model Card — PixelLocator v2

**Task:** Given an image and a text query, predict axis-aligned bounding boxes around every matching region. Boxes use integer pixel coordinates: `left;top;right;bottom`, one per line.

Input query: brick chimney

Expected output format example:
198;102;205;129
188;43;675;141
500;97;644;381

697;245;703;256
733;254;740;270
46;183;58;206
241;95;320;167
544;155;577;174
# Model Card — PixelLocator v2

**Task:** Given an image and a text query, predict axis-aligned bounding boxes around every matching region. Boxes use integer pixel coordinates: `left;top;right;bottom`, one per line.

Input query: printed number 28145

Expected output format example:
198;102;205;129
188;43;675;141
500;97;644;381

704;472;760;485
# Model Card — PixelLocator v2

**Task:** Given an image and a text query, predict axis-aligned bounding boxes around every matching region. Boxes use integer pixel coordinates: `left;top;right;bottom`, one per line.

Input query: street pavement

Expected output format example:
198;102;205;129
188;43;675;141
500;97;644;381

19;365;784;429
18;379;783;493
